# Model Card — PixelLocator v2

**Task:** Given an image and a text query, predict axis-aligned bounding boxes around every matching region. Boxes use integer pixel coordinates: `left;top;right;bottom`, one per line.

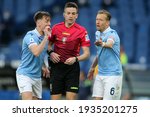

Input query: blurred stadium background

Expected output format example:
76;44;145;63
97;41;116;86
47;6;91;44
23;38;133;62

0;0;150;100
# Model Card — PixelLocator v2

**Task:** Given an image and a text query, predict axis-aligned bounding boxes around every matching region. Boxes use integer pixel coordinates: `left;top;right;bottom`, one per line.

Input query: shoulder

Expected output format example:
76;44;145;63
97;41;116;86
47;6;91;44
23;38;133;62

25;30;36;38
109;28;118;35
107;29;119;40
23;30;37;43
107;28;120;42
52;22;64;29
74;23;86;31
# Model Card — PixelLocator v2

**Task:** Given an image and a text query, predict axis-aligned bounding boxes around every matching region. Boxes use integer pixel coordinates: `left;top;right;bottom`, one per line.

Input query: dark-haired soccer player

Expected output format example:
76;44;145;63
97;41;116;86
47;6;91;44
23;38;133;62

48;2;90;100
16;11;51;100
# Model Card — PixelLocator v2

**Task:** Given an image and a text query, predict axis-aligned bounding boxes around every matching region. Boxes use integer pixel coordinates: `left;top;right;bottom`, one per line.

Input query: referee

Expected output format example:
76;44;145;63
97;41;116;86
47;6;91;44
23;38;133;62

47;2;90;100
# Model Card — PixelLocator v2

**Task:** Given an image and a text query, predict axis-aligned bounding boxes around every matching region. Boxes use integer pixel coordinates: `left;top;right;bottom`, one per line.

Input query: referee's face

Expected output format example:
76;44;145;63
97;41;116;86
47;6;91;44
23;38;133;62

96;14;109;32
63;7;78;27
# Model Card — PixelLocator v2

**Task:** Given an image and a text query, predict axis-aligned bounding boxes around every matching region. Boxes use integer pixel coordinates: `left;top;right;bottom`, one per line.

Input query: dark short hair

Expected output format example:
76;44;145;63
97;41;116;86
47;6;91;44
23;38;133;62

34;11;50;22
64;2;78;13
97;9;111;21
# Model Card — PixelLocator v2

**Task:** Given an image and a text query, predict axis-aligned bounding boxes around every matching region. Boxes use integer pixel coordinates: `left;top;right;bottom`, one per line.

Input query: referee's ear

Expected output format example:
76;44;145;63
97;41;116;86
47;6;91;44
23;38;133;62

76;13;78;19
63;12;65;18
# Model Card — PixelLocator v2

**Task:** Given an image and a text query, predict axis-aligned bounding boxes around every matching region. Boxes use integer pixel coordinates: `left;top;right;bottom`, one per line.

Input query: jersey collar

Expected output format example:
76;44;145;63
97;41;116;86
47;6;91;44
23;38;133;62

102;26;111;34
64;22;76;28
33;28;41;38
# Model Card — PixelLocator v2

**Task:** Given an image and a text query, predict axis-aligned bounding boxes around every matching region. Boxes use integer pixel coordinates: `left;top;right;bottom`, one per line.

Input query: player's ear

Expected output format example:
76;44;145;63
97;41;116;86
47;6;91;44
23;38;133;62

36;20;40;26
106;20;110;26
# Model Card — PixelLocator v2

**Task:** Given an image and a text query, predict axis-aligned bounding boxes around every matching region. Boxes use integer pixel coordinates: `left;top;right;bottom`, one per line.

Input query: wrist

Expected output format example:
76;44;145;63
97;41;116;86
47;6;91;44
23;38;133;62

75;57;78;62
47;50;54;55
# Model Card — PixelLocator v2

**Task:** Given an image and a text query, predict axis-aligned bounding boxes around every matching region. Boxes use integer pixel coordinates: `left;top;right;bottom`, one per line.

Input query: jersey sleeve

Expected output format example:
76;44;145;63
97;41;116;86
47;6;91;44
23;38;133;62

80;29;90;47
107;31;118;43
24;33;37;48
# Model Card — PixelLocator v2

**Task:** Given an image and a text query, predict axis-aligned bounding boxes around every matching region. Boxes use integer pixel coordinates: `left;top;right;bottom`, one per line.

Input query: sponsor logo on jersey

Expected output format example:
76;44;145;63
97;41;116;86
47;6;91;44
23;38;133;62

62;32;70;36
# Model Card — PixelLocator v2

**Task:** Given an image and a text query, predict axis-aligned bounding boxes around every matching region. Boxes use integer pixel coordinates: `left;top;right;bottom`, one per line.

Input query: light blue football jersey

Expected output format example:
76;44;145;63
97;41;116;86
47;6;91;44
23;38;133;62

16;29;48;79
95;27;123;76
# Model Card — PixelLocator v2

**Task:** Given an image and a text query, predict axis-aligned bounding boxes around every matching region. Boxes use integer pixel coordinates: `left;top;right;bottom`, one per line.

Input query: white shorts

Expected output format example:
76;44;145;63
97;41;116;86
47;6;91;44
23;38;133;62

92;75;123;100
16;74;42;99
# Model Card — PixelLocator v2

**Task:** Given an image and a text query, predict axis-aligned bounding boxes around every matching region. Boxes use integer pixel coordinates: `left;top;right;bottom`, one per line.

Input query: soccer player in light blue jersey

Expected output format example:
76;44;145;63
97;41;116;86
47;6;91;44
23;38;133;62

87;10;123;100
16;11;51;100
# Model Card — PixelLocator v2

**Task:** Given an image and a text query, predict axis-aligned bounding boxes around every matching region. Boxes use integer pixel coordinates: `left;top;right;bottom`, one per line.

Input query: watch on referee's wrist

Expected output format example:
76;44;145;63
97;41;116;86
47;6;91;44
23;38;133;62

75;57;78;62
47;50;54;55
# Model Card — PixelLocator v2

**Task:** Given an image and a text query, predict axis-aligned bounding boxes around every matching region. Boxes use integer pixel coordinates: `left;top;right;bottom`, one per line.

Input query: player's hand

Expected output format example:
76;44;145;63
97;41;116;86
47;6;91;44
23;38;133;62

44;25;51;37
42;67;50;78
94;38;103;46
87;68;95;80
50;52;60;63
64;57;76;65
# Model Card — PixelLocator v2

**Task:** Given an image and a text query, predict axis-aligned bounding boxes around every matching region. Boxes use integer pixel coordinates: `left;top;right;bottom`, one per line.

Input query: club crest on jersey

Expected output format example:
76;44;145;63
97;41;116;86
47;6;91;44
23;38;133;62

62;37;67;44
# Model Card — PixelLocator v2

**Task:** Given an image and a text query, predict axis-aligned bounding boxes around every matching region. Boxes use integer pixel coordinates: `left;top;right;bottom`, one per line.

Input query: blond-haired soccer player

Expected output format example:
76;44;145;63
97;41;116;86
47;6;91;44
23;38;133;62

88;10;123;100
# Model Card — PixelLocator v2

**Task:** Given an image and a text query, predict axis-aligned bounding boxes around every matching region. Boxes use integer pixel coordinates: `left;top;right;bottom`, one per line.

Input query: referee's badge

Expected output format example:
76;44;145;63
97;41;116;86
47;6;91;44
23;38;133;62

85;34;90;41
62;37;67;44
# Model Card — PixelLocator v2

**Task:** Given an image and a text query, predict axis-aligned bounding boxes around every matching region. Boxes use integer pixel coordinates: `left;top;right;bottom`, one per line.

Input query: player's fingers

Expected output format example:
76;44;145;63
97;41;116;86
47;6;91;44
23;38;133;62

50;53;60;63
43;72;46;77
87;72;93;80
46;73;50;78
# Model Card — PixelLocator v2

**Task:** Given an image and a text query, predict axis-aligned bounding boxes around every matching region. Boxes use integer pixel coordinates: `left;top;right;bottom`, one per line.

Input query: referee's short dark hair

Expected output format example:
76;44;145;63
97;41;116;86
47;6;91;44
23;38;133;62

64;2;78;13
34;11;50;22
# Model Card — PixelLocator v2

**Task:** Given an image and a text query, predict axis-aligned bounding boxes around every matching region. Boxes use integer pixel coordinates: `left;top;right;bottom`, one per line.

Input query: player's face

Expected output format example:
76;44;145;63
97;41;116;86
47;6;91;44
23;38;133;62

38;16;51;32
96;14;109;32
63;7;78;27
